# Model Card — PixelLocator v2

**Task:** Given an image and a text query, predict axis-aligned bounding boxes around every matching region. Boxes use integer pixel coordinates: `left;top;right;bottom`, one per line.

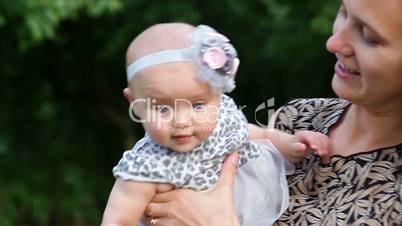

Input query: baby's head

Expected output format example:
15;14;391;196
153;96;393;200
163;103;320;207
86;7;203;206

124;23;239;153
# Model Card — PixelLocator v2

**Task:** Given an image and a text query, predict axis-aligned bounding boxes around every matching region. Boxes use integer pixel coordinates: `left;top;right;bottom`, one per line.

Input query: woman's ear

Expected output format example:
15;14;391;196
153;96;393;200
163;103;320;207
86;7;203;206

123;87;134;103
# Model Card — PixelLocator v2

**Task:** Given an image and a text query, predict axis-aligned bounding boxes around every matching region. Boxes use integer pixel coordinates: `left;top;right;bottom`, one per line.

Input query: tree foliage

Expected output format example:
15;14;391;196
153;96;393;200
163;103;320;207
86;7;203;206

0;0;339;225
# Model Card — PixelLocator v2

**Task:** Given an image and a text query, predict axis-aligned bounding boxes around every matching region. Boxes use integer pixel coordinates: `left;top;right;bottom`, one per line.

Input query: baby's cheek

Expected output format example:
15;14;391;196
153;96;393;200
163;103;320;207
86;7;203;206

196;120;217;140
144;122;170;145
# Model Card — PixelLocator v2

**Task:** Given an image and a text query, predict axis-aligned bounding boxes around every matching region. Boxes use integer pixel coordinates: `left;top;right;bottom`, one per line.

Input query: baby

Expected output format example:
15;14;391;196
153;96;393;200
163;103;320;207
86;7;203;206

101;23;330;226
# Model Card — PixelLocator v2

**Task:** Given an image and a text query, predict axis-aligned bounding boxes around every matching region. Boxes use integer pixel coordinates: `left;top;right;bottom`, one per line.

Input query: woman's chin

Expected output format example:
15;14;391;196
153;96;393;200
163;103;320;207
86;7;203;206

331;74;358;101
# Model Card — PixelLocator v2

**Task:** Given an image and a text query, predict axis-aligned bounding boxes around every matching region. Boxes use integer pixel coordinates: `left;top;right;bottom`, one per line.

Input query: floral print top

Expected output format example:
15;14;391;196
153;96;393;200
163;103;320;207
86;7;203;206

274;98;402;226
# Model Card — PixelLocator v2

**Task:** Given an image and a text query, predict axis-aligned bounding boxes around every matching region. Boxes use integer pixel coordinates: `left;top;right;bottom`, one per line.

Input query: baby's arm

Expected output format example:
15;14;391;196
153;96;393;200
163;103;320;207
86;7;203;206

248;124;331;163
101;178;157;226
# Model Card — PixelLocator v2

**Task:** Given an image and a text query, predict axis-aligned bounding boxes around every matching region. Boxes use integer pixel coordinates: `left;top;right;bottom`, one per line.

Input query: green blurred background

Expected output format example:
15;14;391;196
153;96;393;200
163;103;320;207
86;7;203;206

0;0;339;225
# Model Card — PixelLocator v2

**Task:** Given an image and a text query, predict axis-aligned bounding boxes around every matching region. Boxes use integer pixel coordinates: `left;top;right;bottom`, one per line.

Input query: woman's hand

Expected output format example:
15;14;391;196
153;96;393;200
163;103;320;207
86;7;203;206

144;152;241;226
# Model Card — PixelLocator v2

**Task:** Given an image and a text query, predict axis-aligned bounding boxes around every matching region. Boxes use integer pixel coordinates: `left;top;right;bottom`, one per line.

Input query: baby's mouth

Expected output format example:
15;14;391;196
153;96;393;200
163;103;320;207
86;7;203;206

172;134;192;144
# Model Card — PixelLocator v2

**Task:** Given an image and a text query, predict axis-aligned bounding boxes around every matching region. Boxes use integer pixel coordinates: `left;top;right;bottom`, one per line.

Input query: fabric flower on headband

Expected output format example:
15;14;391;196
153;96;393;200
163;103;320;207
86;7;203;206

126;25;240;93
190;25;240;93
201;33;240;76
203;47;227;70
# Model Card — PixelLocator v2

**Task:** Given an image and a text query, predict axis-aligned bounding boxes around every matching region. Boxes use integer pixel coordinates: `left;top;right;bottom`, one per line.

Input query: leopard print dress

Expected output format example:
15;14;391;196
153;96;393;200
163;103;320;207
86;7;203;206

114;94;293;226
274;98;402;226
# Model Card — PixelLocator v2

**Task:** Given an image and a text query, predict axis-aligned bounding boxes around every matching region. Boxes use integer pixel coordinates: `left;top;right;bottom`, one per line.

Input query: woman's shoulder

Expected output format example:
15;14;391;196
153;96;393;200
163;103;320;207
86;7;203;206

274;98;350;134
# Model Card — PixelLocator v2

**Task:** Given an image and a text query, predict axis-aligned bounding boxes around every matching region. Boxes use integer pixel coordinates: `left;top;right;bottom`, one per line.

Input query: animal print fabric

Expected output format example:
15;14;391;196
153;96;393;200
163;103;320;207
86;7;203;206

113;94;263;191
273;98;402;226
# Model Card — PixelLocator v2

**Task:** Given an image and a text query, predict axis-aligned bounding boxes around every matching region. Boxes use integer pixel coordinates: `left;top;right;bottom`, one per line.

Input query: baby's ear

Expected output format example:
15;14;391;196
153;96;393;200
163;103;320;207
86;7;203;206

123;87;134;103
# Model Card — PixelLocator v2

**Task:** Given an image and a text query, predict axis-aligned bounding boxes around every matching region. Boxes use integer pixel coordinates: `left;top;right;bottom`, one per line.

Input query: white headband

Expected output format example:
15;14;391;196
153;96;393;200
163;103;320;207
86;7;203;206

126;25;239;93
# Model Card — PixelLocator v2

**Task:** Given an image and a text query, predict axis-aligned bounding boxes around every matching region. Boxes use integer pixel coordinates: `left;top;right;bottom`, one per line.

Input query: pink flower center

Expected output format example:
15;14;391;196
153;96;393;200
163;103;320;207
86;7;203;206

202;47;227;69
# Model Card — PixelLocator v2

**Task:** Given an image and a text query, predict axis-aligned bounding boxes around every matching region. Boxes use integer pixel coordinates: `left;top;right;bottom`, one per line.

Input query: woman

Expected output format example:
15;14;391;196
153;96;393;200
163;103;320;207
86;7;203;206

144;0;402;225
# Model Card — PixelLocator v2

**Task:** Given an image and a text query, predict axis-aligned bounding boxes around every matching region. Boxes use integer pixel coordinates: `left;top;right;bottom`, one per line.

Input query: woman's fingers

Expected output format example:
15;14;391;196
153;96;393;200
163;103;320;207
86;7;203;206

151;187;186;203
150;191;172;203
145;202;171;218
215;152;239;189
145;151;241;226
143;216;178;226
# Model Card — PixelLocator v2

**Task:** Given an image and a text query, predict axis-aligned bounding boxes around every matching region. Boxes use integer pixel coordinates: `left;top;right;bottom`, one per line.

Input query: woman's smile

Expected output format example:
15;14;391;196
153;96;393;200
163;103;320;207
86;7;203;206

335;61;361;79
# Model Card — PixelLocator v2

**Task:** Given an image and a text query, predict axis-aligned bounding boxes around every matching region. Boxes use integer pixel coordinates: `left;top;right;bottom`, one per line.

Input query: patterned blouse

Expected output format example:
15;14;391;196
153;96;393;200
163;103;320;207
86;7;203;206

273;98;402;226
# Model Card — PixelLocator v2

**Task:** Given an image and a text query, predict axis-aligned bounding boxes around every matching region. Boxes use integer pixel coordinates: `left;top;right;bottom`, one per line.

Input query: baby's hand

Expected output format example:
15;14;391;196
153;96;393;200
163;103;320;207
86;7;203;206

290;131;331;164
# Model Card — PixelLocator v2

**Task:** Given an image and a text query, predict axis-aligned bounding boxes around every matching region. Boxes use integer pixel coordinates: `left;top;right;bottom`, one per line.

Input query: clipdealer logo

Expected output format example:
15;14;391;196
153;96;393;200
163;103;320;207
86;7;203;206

254;97;275;127
128;97;276;127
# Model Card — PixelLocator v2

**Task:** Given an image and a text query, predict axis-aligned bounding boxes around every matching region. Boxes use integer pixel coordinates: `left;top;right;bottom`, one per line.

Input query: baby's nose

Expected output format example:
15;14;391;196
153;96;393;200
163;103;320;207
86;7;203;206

173;109;192;128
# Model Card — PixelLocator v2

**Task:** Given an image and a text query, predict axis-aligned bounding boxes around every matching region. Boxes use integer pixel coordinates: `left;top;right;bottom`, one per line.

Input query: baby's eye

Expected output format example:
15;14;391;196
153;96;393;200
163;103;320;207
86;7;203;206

155;105;170;114
192;102;205;110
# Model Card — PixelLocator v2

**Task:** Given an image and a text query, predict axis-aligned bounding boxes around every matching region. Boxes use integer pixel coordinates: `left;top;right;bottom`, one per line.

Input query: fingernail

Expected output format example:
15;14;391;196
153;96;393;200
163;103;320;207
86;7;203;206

231;153;239;165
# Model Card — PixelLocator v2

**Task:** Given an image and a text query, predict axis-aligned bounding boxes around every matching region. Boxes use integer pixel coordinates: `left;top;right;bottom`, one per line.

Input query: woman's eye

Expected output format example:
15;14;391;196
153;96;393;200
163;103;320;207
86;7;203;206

192;102;205;110
337;5;347;18
363;36;379;45
362;28;380;45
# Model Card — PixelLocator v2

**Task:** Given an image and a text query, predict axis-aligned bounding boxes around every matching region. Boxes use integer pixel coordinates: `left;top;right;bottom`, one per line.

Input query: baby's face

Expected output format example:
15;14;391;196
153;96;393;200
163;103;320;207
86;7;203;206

130;62;220;153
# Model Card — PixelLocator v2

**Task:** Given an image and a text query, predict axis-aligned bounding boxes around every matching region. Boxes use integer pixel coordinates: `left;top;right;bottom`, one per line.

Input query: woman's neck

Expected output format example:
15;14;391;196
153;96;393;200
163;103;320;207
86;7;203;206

330;103;402;156
350;104;401;138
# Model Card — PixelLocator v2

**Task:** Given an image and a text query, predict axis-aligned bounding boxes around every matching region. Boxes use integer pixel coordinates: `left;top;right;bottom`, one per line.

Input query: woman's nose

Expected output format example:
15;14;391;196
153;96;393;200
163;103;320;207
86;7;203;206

326;30;354;57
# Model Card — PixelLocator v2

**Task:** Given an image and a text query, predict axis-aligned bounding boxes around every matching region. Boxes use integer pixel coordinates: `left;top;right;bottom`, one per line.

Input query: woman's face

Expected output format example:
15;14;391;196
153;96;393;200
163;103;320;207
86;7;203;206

326;0;402;110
